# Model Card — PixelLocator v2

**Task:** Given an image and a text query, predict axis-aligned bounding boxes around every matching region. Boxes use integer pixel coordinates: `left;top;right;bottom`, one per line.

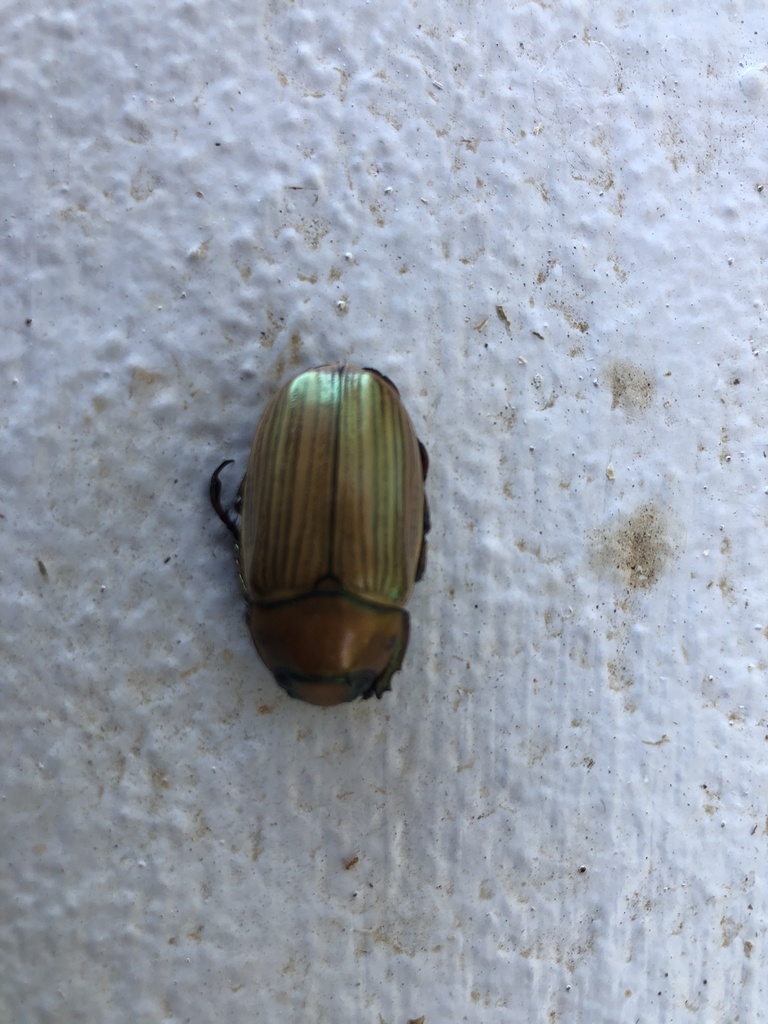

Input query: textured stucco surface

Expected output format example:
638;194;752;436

2;1;767;1021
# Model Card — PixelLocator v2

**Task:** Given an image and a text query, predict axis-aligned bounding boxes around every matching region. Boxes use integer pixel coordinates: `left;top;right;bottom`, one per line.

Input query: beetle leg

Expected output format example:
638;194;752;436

418;439;429;480
210;460;241;540
415;495;429;581
415;537;429;582
234;473;244;518
414;439;430;582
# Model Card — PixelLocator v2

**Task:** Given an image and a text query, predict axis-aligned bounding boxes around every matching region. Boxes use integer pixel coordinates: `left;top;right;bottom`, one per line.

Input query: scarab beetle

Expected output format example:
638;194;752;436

210;363;430;706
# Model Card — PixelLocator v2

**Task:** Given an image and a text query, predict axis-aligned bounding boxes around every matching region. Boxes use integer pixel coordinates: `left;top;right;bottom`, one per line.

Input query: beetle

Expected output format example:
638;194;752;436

210;363;430;706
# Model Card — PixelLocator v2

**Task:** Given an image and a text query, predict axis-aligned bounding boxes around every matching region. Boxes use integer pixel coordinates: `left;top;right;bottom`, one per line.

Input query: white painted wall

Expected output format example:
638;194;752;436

2;1;766;1021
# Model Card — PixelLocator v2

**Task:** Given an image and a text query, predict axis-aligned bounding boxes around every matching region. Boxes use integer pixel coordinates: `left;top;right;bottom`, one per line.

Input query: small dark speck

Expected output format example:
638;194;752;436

37;559;48;578
732;378;740;385
578;865;587;873
164;556;171;564
25;318;32;326
215;142;222;146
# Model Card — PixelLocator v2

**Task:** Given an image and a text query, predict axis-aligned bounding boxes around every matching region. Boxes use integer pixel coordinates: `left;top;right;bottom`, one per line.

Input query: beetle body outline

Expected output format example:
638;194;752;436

211;363;429;706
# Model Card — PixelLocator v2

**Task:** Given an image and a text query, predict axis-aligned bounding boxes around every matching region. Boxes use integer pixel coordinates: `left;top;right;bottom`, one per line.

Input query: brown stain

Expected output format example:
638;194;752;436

591;503;673;591
259;310;285;349
610;256;628;282
124;116;152;144
536;259;556;284
367;104;402;131
130;166;161;202
368;203;385;226
368;926;407;955
129;366;165;397
524;176;550;202
59;203;87;221
150;768;170;795
297;217;329;250
642;734;669;746
540;391;559;410
251;827;263;861
720;916;741;948
606;359;655;413
607;659;632;692
334;67;349;102
193;809;213;839
499;408;516;432
288;331;303;366
552;302;589;333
